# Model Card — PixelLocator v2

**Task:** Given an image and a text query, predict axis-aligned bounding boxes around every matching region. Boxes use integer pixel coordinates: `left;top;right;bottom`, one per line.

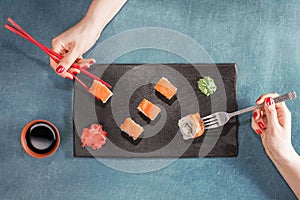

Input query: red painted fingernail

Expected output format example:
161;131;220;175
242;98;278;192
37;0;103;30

56;65;65;74
265;97;274;106
253;111;257;119
256;96;261;103
89;60;95;64
66;76;72;80
73;71;79;75
258;122;265;129
256;129;262;135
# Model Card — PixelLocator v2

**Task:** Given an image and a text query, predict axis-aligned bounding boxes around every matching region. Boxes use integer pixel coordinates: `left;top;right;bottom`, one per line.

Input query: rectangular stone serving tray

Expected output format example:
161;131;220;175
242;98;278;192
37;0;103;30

73;64;238;158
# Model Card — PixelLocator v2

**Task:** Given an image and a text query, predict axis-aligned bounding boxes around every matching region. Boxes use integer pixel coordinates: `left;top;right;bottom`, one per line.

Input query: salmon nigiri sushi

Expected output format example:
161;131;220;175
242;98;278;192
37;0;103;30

154;77;177;100
120;118;144;140
89;80;113;103
178;112;205;140
137;98;161;121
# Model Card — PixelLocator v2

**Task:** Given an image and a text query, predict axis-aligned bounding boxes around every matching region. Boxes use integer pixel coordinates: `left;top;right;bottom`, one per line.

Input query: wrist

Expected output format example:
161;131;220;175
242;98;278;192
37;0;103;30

272;145;298;166
83;10;105;32
81;14;104;36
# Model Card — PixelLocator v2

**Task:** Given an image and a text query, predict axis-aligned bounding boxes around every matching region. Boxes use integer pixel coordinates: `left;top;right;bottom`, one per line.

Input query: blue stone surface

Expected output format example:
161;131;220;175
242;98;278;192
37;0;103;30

0;0;299;199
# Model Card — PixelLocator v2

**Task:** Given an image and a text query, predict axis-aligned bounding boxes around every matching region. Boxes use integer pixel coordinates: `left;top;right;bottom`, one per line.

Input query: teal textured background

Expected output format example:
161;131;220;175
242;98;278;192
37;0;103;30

0;0;299;199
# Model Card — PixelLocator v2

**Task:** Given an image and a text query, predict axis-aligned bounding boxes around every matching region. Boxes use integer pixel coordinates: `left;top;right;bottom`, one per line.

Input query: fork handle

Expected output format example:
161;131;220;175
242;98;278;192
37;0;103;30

229;91;297;117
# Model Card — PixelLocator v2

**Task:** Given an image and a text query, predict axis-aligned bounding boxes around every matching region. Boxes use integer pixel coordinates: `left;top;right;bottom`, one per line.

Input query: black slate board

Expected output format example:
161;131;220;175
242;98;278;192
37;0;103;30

73;64;238;158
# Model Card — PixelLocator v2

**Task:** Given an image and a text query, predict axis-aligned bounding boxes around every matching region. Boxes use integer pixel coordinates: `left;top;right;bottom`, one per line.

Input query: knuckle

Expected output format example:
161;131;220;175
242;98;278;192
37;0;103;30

51;37;59;46
265;106;272;113
70;41;80;49
267;107;276;113
267;125;275;131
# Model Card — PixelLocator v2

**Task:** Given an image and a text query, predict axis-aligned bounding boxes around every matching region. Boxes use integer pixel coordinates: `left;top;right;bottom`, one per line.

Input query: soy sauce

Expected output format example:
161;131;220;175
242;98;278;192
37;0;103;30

25;122;57;154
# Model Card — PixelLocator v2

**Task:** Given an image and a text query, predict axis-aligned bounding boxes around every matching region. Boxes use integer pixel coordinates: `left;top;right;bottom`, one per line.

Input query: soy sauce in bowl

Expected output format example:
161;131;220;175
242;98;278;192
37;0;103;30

25;122;57;154
21;120;60;158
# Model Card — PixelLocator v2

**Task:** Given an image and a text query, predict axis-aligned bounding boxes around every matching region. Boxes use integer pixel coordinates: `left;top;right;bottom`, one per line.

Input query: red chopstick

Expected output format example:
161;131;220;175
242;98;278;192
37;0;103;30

5;18;81;70
5;24;90;92
5;18;112;89
5;24;61;65
7;18;108;86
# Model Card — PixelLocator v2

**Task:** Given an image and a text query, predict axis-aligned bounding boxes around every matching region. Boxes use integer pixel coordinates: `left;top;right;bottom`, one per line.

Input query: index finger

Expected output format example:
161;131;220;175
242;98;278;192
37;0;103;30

255;93;279;104
255;93;292;129
253;93;279;120
256;93;288;110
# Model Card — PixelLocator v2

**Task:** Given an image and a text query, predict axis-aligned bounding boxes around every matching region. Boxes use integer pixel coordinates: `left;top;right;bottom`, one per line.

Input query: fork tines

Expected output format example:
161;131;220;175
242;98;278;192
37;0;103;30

202;114;218;129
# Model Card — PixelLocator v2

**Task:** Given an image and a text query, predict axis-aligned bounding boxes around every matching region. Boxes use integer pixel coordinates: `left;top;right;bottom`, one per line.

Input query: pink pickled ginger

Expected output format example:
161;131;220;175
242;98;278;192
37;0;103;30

81;124;108;150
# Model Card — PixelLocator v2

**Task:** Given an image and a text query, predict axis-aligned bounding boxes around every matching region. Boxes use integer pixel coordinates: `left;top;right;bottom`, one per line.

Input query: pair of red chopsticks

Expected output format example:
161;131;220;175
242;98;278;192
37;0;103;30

4;17;112;94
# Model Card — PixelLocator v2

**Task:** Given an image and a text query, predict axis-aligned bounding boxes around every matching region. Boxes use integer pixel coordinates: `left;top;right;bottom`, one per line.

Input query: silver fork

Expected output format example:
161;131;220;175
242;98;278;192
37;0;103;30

202;91;297;130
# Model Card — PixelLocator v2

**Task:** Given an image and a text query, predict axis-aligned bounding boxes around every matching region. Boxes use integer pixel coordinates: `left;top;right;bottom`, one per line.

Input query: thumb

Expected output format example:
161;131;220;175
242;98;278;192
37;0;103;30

55;49;79;76
264;97;279;125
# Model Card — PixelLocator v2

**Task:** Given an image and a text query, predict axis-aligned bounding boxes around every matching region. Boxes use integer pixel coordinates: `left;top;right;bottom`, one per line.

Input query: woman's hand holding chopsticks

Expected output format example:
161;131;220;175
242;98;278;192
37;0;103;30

50;0;128;79
50;18;99;80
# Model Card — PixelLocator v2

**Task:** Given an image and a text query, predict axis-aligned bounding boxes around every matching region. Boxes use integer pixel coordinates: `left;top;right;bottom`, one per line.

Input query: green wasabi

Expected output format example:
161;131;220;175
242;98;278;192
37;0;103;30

197;76;217;96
